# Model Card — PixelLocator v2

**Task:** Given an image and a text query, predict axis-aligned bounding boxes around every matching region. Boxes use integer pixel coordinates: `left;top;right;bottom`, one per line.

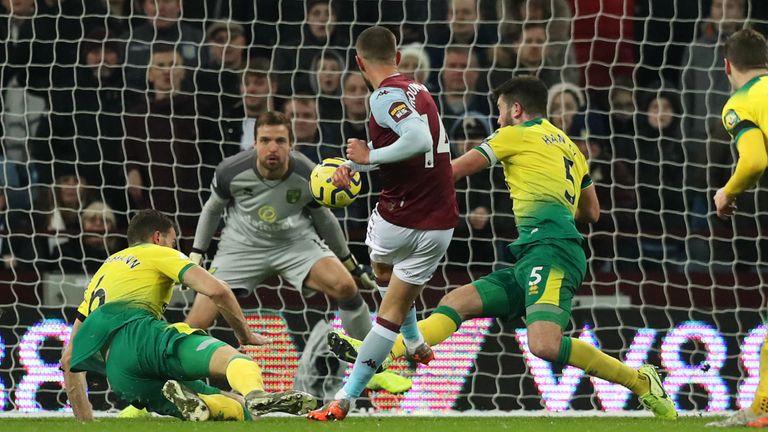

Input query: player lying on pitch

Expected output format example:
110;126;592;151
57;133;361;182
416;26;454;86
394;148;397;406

61;210;316;422
328;76;678;420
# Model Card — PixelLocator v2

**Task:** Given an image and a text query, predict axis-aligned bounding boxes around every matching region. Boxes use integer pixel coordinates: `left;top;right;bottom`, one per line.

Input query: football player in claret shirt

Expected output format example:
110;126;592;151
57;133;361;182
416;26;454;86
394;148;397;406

308;26;459;421
61;209;316;422
708;28;768;429
328;76;679;420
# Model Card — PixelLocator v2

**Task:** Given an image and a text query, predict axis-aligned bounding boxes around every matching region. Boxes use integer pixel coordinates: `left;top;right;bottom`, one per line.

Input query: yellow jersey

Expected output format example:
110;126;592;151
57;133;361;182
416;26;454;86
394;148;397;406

474;117;591;246
76;243;196;320
721;73;768;142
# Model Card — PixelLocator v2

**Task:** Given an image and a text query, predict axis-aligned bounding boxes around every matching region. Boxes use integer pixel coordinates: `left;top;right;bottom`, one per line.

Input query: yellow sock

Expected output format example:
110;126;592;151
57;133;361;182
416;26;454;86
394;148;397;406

199;394;246;421
568;338;650;395
750;334;768;415
225;357;264;396
391;309;459;359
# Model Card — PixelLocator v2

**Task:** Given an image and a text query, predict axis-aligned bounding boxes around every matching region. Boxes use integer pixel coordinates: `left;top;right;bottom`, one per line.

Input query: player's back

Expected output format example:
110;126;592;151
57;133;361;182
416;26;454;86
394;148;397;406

77;243;194;320
477;118;590;246
368;74;458;230
722;74;768;141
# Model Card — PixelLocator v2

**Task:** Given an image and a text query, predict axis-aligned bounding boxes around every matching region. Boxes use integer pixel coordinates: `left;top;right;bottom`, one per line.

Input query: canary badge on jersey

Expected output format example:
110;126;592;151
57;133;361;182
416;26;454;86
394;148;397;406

724;109;740;131
389;102;412;122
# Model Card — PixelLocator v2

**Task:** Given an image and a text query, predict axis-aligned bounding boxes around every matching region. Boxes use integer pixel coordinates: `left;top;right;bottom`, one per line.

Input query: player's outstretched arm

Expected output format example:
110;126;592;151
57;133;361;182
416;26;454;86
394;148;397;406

452;148;490;182
190;192;229;261
307;206;351;258
61;318;94;422
725;128;768;194
182;266;269;346
575;184;600;224
715;128;768;218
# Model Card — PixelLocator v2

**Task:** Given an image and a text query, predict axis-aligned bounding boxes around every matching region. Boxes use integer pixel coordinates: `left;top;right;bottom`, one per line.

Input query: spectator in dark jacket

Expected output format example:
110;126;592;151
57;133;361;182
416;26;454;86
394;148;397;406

196;21;247;118
122;0;205;91
37;29;133;222
634;84;686;271
271;0;350;96
124;46;212;227
218;58;275;155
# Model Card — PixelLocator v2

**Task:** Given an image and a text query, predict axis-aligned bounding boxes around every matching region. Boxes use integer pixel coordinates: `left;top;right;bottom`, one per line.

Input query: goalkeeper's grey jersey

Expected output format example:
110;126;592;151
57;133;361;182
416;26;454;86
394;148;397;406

211;150;319;247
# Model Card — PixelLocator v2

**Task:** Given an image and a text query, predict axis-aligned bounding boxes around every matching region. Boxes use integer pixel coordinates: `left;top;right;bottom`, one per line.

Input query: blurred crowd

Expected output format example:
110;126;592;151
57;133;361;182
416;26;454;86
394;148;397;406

0;0;765;282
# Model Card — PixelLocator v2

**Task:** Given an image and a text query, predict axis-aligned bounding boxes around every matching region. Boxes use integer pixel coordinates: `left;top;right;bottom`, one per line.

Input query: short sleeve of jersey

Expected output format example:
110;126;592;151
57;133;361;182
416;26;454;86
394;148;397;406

76;279;97;319
575;150;592;189
146;245;196;284
474;126;526;165
370;87;422;136
722;97;759;142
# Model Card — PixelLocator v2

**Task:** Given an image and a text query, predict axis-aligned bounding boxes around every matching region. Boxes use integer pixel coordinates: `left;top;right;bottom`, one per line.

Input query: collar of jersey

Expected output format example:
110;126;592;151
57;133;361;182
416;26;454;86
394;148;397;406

522;117;545;127
737;73;768;94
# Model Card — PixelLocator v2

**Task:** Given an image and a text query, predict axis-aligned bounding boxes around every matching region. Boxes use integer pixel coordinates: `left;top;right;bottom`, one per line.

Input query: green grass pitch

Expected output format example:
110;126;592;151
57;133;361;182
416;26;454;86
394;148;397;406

0;416;749;432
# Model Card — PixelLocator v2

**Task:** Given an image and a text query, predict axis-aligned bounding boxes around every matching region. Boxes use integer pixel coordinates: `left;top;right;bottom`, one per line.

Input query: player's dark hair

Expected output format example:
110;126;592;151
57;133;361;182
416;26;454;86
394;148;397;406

725;28;768;71
493;76;549;118
256;110;294;145
126;209;178;245
356;26;397;64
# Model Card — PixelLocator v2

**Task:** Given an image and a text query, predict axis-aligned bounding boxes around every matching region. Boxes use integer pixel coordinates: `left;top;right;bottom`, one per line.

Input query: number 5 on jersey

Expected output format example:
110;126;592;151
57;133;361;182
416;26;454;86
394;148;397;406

563;156;576;205
422;114;450;168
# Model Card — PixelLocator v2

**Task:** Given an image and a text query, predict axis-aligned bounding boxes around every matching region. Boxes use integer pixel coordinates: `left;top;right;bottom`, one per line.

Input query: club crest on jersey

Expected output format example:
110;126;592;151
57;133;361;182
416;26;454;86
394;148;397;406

257;205;277;223
286;189;301;203
389;102;411;122
724;109;740;130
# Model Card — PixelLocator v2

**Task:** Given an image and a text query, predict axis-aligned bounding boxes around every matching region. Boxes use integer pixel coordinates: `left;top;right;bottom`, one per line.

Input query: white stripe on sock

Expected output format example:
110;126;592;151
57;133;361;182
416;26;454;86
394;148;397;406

371;322;398;341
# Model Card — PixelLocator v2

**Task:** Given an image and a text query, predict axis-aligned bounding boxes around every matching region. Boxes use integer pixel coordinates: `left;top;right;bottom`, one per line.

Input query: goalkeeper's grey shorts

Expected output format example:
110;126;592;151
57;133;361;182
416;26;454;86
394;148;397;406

210;232;336;297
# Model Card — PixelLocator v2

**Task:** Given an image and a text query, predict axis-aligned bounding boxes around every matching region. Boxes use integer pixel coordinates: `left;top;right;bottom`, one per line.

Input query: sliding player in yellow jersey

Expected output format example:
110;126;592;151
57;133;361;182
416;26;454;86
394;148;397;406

707;29;768;429
329;76;677;419
61;210;316;422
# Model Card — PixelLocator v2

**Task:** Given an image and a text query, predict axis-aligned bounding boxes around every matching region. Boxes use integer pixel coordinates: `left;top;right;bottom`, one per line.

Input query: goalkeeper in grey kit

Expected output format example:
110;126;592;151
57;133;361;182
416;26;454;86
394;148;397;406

184;111;374;341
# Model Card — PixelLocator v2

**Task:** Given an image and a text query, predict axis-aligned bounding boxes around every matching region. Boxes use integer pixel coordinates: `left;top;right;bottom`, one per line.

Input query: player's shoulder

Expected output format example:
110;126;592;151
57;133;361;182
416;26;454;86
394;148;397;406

370;85;409;108
130;243;183;260
488;123;526;143
218;150;256;172
290;152;316;181
215;150;256;190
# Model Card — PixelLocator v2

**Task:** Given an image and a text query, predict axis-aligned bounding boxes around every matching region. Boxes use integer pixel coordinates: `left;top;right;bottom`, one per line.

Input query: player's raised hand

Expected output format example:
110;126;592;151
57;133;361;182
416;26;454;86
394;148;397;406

331;164;354;188
714;188;737;219
346;138;370;164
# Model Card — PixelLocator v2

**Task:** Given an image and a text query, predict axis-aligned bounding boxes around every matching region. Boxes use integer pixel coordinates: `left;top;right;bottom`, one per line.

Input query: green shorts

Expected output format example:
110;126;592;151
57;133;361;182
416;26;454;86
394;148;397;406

104;316;226;418
473;239;586;329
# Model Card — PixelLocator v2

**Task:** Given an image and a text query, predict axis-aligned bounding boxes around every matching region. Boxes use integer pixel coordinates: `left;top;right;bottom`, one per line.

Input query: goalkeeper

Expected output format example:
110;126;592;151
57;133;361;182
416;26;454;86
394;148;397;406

61;209;316;422
329;76;678;420
183;111;409;395
707;28;768;429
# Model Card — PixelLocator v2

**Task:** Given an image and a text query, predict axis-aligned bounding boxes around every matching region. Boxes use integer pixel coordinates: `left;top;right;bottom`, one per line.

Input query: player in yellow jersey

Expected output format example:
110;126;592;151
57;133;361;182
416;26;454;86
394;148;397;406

706;28;768;429
60;209;316;422
328;76;677;418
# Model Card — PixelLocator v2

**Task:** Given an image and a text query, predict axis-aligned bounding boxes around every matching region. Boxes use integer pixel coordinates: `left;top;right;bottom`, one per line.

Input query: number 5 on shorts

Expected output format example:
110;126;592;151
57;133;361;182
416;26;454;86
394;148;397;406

528;266;544;286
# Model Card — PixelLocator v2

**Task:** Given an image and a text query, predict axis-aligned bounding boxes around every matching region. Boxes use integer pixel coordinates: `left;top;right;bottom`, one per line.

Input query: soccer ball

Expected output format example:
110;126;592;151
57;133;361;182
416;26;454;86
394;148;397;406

309;157;362;208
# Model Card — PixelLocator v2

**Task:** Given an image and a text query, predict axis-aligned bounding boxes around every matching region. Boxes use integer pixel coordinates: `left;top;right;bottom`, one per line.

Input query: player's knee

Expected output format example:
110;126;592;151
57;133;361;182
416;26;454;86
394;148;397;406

332;275;359;300
438;290;467;318
527;336;561;362
437;284;481;321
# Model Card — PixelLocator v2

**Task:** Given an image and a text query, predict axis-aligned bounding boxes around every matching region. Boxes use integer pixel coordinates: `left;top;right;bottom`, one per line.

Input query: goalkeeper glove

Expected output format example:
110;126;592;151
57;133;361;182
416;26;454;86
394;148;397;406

341;254;376;291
